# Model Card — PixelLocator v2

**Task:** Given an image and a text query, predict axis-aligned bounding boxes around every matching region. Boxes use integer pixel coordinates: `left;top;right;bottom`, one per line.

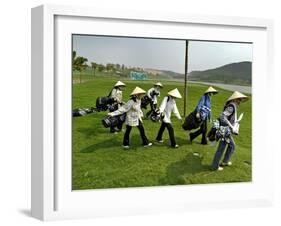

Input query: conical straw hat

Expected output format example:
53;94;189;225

167;88;182;99
205;86;218;94
154;82;163;88
227;91;248;102
114;81;126;87
130;86;146;96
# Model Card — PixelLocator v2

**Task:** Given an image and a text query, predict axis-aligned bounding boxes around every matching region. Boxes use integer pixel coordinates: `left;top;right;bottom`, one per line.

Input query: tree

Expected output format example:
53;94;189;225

97;64;105;72
91;62;98;77
72;51;88;83
106;63;115;76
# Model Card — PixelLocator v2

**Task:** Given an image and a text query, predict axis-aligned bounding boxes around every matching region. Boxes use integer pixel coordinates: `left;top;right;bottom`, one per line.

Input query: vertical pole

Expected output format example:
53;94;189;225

184;40;189;117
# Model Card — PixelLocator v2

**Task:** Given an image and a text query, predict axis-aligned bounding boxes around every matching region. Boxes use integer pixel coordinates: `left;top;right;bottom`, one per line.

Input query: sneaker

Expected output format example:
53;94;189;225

123;145;130;149
144;143;153;147
221;161;232;166
156;140;164;143
210;166;224;171
172;144;179;148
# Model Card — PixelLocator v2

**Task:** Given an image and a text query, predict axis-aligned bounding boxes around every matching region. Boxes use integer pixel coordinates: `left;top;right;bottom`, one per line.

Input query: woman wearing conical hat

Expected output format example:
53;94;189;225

190;86;218;145
211;91;248;171
108;87;152;149
156;88;182;148
108;81;126;133
146;82;163;118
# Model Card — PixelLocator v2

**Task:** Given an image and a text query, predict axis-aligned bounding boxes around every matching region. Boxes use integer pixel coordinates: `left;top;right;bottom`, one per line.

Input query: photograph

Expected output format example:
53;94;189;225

71;35;252;190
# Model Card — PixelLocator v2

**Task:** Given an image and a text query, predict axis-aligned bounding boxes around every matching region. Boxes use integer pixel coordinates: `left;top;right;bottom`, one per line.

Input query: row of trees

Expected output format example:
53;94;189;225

73;51;145;83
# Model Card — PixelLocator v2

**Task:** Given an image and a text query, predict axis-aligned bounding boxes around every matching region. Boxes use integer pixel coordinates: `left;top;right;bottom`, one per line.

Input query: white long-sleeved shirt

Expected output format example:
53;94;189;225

147;87;160;104
159;96;181;123
110;88;123;104
110;99;143;126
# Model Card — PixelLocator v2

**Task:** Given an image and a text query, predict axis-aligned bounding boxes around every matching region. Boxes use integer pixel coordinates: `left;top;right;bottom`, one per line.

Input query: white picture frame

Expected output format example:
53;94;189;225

31;4;274;221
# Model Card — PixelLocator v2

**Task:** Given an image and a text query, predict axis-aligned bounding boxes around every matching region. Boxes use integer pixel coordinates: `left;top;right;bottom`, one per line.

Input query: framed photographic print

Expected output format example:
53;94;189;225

31;4;274;221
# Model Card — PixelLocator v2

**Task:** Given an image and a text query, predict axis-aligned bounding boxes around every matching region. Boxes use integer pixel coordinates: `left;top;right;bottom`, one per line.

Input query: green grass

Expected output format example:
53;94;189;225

72;76;252;190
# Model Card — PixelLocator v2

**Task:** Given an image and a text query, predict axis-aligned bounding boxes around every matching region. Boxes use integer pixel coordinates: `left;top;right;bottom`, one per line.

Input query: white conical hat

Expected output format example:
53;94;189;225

130;86;146;96
167;88;182;99
227;91;248;102
114;81;126;87
154;82;163;88
205;86;218;94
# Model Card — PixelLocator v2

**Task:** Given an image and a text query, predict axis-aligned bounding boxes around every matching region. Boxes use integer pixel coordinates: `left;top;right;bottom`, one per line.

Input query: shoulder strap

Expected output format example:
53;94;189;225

107;88;114;97
167;96;170;102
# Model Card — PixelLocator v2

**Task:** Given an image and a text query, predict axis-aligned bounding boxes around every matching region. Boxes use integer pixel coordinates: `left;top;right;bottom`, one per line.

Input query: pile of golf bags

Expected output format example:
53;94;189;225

72;107;96;117
96;96;115;111
102;113;126;128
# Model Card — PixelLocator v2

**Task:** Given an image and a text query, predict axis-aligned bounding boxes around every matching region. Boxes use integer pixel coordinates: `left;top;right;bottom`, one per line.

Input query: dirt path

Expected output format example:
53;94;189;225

189;81;251;94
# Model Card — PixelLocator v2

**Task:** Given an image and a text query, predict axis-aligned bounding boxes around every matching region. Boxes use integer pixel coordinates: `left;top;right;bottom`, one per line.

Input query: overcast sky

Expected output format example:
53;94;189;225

73;35;252;74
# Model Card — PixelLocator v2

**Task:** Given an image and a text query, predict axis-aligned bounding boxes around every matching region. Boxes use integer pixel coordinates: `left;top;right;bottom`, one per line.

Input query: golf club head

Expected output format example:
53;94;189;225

237;112;244;122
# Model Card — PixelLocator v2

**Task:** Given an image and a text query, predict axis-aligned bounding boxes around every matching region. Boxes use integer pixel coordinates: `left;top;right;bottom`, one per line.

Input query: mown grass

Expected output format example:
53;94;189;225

72;76;251;189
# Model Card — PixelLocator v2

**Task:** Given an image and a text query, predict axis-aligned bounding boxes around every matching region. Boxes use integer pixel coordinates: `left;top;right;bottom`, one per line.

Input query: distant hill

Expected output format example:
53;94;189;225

188;61;252;85
144;68;185;79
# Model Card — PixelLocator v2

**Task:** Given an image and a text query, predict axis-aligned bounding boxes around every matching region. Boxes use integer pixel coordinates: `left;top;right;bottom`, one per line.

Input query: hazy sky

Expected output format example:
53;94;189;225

73;35;252;74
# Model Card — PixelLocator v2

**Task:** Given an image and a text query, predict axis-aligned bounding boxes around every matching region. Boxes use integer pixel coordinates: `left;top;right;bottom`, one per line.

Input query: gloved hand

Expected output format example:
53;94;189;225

108;112;114;117
196;112;200;119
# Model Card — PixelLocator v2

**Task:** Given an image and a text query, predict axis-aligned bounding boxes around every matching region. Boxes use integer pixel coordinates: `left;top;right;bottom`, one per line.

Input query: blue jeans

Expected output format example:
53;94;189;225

211;137;235;170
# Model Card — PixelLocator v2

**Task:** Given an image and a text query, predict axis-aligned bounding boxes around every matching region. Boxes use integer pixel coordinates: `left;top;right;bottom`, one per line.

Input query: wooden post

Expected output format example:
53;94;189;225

184;40;189;117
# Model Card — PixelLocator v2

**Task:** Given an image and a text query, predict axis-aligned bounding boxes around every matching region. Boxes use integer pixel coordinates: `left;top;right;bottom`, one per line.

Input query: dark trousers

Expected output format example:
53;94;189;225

211;137;235;169
156;122;176;147
190;119;207;144
123;121;149;146
146;101;157;117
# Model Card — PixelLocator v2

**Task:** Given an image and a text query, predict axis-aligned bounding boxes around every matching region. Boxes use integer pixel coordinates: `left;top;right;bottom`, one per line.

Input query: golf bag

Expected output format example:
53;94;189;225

141;95;151;109
102;113;126;128
72;108;96;117
207;119;220;141
207;119;232;142
150;109;161;122
182;110;202;131
96;96;114;111
108;102;119;112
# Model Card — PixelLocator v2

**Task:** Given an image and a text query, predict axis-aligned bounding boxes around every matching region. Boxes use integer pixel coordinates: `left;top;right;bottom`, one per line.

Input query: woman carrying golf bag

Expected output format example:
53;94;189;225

109;81;126;133
156;88;182;148
108;87;152;149
146;82;163;118
190;86;218;145
211;91;248;171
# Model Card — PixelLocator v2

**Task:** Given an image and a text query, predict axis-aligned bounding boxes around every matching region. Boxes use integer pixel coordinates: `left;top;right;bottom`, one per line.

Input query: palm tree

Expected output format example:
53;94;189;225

72;51;88;83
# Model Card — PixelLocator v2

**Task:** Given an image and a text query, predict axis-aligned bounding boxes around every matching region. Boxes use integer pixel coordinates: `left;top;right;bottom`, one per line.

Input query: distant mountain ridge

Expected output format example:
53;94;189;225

144;68;183;77
188;61;252;85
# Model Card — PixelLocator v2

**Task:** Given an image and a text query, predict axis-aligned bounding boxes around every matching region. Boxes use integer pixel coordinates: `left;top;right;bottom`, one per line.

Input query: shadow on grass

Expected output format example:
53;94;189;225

159;153;210;185
77;126;111;138
80;137;122;153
